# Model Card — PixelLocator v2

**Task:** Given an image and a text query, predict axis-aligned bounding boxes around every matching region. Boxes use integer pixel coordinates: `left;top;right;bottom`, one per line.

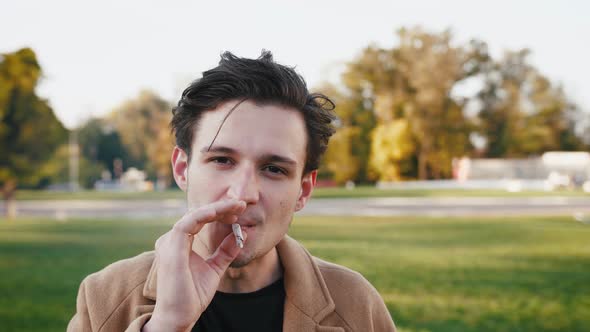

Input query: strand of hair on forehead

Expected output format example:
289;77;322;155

206;98;248;152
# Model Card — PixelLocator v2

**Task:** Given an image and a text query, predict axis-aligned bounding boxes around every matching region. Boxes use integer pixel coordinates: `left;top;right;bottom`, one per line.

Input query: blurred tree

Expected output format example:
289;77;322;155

393;28;477;179
478;50;532;157
77;117;132;185
324;126;361;184
368;119;415;181
325;26;588;184
571;111;590;152
38;144;104;189
337;28;479;180
109;91;174;188
0;48;67;218
477;50;585;156
318;83;375;184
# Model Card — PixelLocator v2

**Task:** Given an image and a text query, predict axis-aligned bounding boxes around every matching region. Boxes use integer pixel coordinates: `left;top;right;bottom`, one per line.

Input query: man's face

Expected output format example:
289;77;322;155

172;99;315;267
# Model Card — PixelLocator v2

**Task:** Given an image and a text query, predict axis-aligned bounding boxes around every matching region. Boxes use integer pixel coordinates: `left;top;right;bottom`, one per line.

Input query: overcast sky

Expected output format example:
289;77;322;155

3;0;589;128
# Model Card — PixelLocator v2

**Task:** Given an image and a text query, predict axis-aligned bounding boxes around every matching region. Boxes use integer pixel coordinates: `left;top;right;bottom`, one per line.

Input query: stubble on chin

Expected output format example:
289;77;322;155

230;250;257;268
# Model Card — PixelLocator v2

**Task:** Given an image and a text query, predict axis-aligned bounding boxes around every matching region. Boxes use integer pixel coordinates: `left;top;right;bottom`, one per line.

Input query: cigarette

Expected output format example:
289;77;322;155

232;224;244;248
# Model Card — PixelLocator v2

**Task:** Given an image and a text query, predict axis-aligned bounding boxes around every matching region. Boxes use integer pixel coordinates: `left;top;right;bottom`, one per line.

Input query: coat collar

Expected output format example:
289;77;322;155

143;235;338;331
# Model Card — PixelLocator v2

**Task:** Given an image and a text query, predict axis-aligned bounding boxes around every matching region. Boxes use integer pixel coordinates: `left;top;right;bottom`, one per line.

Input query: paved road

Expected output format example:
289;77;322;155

1;197;589;219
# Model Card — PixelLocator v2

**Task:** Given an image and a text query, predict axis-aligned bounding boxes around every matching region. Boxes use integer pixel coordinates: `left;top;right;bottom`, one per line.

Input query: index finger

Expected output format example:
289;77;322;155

173;199;246;235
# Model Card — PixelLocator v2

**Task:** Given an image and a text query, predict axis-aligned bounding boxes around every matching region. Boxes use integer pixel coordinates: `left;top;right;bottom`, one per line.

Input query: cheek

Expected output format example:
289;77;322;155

276;197;297;219
279;199;294;210
187;170;226;207
266;181;297;206
262;184;297;222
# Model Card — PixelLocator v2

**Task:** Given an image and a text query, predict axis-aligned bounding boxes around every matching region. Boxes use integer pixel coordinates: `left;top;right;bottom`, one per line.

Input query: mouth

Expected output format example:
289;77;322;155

235;218;260;239
236;217;258;228
233;223;255;247
238;224;256;234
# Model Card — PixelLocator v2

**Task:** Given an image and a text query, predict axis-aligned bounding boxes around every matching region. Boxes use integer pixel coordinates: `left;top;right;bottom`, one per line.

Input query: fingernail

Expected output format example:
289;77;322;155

234;201;246;210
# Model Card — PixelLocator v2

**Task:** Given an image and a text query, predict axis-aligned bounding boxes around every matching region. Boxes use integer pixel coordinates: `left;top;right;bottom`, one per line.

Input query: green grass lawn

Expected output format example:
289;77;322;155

1;215;589;332
313;186;589;198
14;186;590;200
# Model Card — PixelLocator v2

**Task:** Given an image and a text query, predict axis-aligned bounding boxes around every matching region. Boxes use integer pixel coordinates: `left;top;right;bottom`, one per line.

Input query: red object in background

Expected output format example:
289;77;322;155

315;179;338;188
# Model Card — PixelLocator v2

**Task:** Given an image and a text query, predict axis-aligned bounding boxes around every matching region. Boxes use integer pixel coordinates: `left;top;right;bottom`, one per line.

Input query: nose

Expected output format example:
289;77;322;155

227;163;260;205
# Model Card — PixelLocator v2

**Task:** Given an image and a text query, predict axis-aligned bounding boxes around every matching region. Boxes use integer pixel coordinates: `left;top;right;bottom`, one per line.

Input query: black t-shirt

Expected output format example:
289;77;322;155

192;278;285;332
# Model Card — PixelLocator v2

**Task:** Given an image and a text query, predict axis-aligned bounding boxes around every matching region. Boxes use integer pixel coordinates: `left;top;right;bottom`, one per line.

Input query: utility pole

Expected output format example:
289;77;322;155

69;130;80;191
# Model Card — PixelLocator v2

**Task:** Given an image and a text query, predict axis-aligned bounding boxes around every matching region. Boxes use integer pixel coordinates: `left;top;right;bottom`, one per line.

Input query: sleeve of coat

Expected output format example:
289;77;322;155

67;278;93;332
370;287;397;332
67;277;153;332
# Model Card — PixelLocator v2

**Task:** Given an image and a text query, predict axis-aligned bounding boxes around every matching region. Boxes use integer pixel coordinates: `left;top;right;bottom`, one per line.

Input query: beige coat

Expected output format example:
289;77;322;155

67;236;396;332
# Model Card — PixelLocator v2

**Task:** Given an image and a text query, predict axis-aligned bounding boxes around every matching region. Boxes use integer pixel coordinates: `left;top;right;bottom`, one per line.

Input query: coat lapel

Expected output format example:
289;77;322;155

278;236;342;332
143;257;158;301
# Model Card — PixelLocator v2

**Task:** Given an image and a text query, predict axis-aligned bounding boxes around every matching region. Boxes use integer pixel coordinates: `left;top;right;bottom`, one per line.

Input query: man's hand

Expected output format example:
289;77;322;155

142;199;247;332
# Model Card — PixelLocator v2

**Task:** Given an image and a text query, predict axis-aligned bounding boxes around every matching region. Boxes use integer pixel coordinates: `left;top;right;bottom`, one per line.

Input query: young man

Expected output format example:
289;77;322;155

68;51;396;332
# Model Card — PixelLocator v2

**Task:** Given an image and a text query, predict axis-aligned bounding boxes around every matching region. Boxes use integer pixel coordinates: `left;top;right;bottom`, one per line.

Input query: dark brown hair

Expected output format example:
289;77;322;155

171;50;336;173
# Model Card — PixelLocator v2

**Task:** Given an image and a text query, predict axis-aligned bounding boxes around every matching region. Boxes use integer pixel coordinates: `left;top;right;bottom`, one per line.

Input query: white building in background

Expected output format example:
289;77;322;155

94;167;153;192
453;151;590;191
120;167;153;191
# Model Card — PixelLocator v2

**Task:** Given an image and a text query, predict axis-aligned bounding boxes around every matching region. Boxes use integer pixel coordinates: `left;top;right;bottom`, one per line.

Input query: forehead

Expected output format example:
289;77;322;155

192;100;307;164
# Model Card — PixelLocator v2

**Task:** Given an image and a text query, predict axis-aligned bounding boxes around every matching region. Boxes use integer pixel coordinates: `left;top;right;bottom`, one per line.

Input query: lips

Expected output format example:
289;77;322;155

236;217;258;228
234;221;256;242
238;224;256;233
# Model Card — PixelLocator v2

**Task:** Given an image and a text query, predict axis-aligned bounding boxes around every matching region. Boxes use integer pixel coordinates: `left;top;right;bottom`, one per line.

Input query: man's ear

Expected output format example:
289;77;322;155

171;146;189;192
295;170;317;211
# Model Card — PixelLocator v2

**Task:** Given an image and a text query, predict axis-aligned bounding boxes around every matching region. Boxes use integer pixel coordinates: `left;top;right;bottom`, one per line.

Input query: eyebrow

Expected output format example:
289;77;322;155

200;146;235;155
200;146;298;166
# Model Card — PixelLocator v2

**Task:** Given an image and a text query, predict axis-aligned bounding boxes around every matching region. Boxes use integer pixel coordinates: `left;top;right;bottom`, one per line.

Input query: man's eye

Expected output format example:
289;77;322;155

264;165;286;175
211;157;232;165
